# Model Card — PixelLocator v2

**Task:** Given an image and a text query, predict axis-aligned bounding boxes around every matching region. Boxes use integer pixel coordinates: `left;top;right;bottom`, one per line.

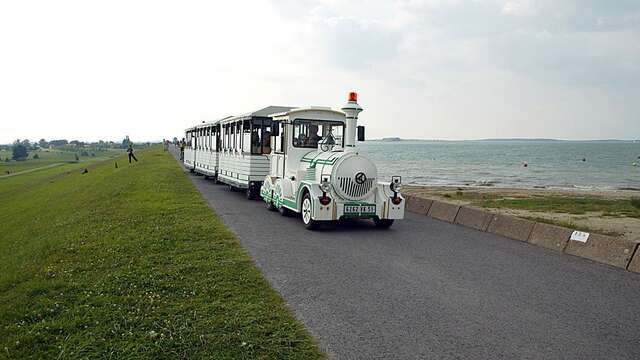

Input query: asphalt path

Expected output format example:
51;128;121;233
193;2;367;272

174;152;640;359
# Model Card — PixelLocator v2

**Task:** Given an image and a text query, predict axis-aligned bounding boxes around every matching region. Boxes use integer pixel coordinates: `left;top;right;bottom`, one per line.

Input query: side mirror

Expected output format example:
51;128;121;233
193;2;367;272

272;123;280;136
357;126;365;142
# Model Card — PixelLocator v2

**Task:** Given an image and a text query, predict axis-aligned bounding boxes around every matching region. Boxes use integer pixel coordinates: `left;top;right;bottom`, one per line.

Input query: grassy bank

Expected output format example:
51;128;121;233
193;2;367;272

0;147;322;359
0;149;122;174
404;186;640;240
408;187;640;218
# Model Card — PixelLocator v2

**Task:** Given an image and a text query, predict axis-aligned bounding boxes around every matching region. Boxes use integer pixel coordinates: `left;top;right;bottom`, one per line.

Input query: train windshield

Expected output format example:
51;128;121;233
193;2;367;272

293;120;344;149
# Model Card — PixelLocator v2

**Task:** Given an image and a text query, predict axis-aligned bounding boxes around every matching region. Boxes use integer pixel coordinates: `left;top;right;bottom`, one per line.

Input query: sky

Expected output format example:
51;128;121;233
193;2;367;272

1;0;639;143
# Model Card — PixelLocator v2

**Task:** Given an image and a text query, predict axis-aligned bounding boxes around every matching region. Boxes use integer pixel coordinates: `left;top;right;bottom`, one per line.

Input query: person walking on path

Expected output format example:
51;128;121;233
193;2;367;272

180;139;186;160
127;144;138;163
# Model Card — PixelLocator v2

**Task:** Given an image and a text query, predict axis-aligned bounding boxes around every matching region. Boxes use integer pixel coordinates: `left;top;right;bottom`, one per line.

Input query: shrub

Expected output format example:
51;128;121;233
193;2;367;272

632;197;640;210
33;154;40;159
12;143;28;160
80;150;89;156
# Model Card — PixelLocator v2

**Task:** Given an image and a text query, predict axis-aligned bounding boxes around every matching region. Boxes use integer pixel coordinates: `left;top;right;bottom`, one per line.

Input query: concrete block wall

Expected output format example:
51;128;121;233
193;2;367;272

404;194;640;274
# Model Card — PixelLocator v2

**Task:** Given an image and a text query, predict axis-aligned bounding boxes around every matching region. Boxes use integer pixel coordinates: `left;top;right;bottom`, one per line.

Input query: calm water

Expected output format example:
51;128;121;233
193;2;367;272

357;140;640;190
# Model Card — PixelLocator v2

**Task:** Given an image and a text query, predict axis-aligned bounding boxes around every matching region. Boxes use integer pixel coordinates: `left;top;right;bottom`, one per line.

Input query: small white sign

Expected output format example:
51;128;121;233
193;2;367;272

570;231;590;243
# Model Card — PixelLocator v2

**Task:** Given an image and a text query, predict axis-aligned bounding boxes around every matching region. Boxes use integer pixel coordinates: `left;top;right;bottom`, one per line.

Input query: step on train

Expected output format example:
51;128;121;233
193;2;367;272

183;92;405;229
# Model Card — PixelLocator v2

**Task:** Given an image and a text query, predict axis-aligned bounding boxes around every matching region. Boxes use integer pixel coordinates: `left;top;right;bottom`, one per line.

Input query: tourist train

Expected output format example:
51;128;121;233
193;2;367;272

183;92;405;229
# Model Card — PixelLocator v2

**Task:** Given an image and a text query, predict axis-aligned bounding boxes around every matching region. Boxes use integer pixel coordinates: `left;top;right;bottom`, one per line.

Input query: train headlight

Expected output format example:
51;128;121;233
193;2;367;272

320;177;332;193
390;176;402;192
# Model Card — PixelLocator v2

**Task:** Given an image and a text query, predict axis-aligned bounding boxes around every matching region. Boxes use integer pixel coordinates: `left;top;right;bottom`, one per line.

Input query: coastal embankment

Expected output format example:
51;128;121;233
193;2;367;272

404;185;640;242
404;186;640;273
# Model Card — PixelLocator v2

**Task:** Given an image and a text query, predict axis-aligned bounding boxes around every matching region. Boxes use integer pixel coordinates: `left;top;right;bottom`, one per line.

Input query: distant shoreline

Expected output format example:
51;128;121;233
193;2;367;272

405;184;640;199
369;138;638;142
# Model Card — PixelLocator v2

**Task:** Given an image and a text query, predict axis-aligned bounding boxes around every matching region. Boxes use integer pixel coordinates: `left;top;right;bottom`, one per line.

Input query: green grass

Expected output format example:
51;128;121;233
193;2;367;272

442;192;640;218
521;216;623;237
0;147;322;359
0;149;122;174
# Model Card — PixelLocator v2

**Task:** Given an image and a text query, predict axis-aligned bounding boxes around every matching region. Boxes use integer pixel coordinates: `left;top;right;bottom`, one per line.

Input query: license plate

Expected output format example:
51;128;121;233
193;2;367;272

344;204;376;215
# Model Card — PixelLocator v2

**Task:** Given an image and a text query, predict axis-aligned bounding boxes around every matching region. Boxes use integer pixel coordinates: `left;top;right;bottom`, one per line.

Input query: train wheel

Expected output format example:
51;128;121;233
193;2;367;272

246;188;256;200
373;218;394;229
301;193;318;230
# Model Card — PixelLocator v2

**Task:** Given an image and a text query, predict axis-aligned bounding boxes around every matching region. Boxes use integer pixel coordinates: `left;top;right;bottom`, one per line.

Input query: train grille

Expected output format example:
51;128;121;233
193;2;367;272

338;176;375;199
305;168;315;181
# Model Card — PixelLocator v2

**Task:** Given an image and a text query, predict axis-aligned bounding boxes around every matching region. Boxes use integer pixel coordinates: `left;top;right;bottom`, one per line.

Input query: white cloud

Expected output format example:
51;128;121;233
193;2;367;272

1;0;639;143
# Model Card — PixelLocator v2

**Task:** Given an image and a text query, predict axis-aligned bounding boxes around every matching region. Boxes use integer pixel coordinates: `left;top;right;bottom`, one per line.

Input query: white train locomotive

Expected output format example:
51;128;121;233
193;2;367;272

183;92;405;229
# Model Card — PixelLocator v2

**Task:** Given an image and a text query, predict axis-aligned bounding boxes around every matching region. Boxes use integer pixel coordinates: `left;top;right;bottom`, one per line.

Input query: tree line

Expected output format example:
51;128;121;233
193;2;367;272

1;137;138;162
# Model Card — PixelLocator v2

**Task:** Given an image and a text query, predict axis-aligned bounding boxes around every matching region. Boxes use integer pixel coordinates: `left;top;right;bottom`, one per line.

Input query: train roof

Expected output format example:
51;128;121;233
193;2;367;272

270;106;346;119
185;116;233;132
226;106;297;122
185;106;297;131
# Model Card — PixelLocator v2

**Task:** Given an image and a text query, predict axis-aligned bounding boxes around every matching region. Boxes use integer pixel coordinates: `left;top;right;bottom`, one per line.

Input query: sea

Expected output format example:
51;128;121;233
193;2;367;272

357;140;640;191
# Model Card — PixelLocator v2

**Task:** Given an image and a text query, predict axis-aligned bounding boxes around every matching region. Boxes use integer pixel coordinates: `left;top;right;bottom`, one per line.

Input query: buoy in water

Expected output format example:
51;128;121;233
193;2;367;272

581;158;586;162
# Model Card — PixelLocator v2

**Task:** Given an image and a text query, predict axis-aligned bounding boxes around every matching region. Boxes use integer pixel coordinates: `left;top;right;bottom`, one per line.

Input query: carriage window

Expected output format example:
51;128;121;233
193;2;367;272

236;122;242;151
274;122;285;154
249;121;272;154
242;120;251;152
223;125;227;149
216;126;220;151
263;124;272;154
292;120;344;148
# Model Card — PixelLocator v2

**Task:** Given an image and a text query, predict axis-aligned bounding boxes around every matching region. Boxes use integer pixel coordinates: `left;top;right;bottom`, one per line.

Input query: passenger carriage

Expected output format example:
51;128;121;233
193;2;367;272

260;92;405;229
183;116;230;178
216;106;294;199
183;125;197;170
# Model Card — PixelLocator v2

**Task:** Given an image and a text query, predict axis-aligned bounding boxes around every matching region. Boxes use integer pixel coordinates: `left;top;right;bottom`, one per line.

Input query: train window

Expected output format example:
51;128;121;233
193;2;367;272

262;124;272;154
231;122;236;150
222;125;227;150
236;122;242;151
249;120;272;154
273;122;283;154
242;120;251;153
215;125;220;151
292;120;344;149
